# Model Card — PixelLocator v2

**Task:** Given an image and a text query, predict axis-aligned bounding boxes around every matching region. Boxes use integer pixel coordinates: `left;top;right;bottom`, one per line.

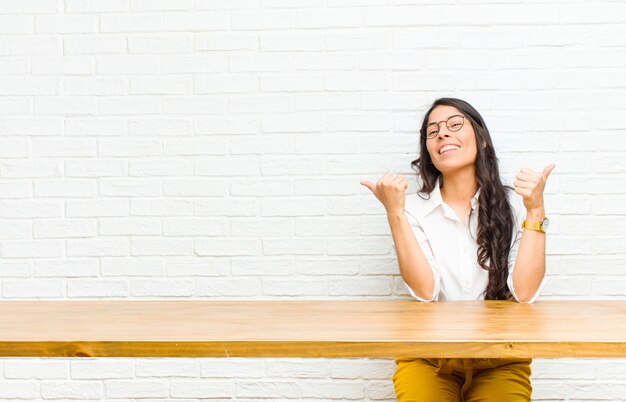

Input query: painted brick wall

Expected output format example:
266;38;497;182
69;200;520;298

0;0;625;400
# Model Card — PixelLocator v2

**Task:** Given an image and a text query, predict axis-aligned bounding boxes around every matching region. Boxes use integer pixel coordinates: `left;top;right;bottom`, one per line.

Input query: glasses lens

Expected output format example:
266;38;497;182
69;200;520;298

447;115;464;131
426;124;438;138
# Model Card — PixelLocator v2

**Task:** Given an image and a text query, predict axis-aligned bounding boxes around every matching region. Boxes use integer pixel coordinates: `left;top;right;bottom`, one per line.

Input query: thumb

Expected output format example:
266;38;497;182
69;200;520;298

542;163;556;179
360;180;376;193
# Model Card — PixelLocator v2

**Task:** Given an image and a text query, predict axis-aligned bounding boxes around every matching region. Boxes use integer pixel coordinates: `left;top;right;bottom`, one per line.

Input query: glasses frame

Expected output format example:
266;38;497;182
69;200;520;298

424;114;467;139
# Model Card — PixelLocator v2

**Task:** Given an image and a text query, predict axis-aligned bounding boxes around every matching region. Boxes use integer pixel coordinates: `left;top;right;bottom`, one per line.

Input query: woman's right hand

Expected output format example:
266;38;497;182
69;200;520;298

360;173;408;215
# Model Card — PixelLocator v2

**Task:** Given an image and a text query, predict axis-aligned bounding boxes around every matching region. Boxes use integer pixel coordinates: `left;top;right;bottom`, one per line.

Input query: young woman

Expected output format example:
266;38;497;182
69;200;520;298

361;97;554;401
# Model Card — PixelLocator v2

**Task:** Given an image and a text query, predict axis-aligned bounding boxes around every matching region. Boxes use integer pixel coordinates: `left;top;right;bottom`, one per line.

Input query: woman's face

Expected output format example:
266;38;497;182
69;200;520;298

425;105;478;175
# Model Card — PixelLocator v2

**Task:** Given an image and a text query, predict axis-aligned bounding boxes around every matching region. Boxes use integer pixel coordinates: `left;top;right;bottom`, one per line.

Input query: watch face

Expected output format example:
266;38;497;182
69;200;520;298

542;217;550;233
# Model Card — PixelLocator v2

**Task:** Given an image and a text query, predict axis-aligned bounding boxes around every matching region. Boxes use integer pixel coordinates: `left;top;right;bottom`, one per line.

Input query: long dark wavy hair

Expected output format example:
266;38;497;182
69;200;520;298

410;97;515;301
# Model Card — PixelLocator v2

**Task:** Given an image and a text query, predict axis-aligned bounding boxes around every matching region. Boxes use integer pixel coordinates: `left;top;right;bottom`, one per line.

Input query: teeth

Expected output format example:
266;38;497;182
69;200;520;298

439;145;460;154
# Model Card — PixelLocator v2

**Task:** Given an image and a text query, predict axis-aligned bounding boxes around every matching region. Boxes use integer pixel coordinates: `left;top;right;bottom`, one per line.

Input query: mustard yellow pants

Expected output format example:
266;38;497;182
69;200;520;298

393;357;533;402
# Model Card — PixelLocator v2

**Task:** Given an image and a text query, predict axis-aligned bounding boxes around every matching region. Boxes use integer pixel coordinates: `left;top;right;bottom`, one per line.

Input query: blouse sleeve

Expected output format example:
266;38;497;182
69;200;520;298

399;208;442;302
507;192;546;304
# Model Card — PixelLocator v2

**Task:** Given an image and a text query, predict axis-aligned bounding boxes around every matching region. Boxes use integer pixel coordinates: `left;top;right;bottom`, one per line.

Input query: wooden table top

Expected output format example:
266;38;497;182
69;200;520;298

1;300;625;358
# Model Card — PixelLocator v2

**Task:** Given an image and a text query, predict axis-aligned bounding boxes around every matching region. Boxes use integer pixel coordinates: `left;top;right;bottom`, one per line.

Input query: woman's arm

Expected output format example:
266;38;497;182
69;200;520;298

510;163;555;303
387;210;438;301
511;207;546;303
361;173;440;301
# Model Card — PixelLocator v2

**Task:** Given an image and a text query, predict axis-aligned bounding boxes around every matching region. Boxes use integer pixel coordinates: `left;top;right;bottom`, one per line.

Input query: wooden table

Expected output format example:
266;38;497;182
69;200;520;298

1;300;625;358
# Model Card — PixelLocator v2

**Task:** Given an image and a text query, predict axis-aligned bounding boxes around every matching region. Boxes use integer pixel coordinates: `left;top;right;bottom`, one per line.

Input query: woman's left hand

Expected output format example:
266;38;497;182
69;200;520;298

514;163;556;211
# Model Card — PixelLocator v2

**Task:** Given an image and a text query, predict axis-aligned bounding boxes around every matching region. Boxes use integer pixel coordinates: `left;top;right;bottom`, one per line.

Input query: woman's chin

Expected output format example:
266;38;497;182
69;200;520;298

434;162;473;175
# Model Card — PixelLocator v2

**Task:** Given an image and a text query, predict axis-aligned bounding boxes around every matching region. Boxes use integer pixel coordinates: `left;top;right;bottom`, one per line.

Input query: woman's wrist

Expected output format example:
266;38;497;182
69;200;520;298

526;207;545;221
386;209;405;219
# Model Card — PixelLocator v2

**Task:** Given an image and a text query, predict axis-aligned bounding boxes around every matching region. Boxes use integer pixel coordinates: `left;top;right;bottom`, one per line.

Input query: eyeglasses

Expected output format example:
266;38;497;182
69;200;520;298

424;114;467;139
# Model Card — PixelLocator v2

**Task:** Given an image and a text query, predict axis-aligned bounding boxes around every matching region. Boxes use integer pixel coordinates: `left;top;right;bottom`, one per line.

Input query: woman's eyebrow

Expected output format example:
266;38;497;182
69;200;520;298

427;115;455;125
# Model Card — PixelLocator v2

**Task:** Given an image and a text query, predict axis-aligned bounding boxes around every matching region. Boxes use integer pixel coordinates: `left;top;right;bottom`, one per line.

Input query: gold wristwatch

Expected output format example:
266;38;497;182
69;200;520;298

522;217;550;233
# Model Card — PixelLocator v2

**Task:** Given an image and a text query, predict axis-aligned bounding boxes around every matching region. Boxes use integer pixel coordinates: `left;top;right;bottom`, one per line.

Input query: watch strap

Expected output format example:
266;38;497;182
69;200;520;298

522;220;544;233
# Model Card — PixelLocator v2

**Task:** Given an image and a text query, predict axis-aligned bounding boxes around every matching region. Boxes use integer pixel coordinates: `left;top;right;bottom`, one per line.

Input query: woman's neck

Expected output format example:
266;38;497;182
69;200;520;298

440;168;478;207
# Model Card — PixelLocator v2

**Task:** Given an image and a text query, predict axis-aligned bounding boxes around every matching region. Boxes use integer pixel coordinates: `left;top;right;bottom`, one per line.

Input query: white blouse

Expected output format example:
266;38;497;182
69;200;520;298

401;177;545;303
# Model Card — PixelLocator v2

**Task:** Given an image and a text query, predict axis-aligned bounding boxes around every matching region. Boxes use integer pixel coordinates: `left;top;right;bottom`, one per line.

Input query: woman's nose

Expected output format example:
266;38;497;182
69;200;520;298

437;131;451;140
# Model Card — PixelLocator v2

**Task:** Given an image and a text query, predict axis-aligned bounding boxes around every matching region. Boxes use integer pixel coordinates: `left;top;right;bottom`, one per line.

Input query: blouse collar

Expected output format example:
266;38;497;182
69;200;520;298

419;176;481;218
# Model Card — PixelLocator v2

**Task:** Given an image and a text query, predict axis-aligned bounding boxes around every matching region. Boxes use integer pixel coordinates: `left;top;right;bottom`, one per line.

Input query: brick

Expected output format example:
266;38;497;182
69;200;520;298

32;138;96;157
102;257;165;276
4;360;68;379
64;35;127;54
129;118;192;136
128;35;193;54
169;381;232;398
261;112;323;132
1;200;63;218
97;55;159;74
34;97;98;115
65;278;129;299
166;258;227;277
34;259;99;278
131;0;192;11
34;219;97;239
232;10;294;30
261;32;324;51
163;179;228;196
64;78;126;95
35;15;97;33
231;258;294;275
294;54;356;70
260;74;324;92
262;279;327;296
0;15;33;34
100;178;162;196
65;117;126;137
135;360;199;377
326;72;390;91
162;218;227;236
3;279;64;298
33;179;97;198
71;361;134;379
297;8;363;28
0;77;57;95
131;198;192;217
98;96;161;115
103;380;168;398
163;11;230;31
162;96;227;114
129;159;193;176
196;277;262;296
131;279;195;296
65;0;128;13
0;0;57;13
0;35;60;55
66;199;129;218
195;32;258;51
229;54;291;72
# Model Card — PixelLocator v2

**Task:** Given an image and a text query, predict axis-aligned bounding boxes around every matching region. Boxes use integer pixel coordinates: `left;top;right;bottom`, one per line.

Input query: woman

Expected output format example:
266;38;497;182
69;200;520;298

361;97;554;401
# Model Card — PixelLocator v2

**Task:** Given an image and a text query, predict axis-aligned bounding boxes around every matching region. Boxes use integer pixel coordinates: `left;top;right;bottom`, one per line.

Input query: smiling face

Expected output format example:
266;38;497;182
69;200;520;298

425;105;478;175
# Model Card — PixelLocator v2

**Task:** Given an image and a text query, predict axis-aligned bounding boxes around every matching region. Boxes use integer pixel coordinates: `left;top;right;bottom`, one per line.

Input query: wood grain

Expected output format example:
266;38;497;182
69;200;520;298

1;300;624;358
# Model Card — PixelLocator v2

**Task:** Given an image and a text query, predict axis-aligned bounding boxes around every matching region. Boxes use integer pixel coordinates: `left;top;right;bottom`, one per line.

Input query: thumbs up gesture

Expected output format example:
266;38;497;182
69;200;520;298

514;164;556;211
360;173;408;216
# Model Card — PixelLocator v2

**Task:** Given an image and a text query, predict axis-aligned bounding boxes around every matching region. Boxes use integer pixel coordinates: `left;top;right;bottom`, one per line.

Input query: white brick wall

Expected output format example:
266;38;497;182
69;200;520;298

0;0;625;400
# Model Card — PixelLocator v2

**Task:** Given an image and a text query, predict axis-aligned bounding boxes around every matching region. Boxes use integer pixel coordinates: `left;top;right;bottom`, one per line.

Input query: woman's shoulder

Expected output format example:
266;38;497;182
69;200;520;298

404;191;430;219
405;190;432;207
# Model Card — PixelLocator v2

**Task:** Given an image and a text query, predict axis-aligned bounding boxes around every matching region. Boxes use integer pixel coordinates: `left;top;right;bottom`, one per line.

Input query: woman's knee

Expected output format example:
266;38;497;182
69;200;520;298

393;358;463;402
464;362;532;402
